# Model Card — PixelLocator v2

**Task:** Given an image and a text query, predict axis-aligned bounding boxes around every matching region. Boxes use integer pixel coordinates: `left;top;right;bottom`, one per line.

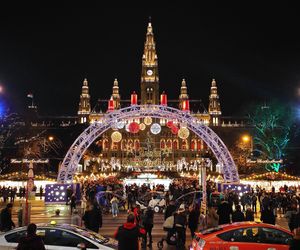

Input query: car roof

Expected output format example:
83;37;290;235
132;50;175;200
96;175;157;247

196;222;292;237
4;223;84;234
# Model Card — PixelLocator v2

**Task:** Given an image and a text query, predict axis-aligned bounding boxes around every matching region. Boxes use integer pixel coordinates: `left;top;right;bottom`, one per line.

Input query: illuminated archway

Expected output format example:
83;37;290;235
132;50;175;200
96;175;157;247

58;105;239;183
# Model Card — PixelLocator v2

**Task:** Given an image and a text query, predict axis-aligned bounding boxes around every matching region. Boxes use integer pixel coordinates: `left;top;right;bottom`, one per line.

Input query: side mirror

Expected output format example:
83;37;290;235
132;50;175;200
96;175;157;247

77;243;86;249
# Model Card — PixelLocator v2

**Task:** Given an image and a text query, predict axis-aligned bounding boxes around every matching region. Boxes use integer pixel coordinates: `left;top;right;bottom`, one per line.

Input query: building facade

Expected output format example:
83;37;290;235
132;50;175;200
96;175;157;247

77;21;240;173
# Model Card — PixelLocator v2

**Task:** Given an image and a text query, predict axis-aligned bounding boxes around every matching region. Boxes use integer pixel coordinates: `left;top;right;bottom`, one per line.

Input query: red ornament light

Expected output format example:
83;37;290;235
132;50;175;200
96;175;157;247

166;120;173;128
171;125;179;134
160;91;167;106
108;96;114;112
131;91;138;105
128;122;140;133
182;99;190;111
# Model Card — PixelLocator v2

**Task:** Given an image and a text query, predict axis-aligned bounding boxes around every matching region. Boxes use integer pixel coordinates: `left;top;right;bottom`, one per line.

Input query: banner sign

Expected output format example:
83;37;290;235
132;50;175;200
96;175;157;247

10;159;49;164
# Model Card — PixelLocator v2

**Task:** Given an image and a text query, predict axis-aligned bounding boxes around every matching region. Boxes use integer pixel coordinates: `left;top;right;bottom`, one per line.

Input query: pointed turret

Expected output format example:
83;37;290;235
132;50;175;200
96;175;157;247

141;19;159;104
78;78;91;123
208;79;222;126
112;78;121;109
179;79;189;110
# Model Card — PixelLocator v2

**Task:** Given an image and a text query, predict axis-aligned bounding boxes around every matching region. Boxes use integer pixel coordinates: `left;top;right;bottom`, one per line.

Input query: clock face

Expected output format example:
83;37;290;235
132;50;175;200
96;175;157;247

147;69;153;76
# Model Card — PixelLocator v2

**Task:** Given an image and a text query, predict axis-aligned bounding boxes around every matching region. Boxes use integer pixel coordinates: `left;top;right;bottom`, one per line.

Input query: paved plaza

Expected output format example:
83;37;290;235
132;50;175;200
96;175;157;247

0;198;290;249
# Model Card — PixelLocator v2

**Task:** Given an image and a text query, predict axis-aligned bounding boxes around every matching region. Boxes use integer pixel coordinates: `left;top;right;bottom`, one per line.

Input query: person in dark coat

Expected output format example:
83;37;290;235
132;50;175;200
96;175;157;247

0;203;15;231
290;227;300;250
70;194;77;214
89;203;102;233
217;198;232;225
142;206;154;247
260;206;275;225
175;204;187;249
164;200;177;220
17;223;45;250
188;205;200;238
232;205;245;222
245;207;254;221
82;203;102;233
114;213;145;250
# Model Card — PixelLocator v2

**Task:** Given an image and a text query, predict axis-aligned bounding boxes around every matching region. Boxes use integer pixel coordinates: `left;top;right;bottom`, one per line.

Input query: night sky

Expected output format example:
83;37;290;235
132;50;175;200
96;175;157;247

1;3;300;116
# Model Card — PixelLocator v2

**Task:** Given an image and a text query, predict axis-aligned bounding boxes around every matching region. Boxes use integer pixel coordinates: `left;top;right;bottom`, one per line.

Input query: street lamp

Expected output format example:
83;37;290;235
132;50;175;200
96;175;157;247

43;136;54;152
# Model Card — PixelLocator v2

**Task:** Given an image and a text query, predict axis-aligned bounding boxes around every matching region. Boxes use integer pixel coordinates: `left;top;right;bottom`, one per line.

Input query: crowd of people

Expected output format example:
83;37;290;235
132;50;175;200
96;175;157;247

2;179;300;249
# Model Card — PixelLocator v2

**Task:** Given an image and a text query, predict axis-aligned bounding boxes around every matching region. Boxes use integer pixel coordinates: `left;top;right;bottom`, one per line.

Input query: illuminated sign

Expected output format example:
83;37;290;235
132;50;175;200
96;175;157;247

10;159;49;164
246;159;283;164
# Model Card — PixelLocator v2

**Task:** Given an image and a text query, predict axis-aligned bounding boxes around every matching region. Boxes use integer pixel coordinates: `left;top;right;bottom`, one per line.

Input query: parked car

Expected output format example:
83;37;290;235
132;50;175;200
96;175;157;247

0;223;118;249
191;222;293;250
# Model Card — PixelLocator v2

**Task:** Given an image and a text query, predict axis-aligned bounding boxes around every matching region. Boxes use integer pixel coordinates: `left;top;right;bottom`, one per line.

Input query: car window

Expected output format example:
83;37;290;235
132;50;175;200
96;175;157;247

218;227;259;243
257;227;292;245
44;228;98;249
5;230;27;243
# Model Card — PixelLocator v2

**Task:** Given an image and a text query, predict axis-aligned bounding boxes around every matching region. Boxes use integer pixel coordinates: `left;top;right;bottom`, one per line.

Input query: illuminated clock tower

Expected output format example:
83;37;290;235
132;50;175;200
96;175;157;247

141;20;159;104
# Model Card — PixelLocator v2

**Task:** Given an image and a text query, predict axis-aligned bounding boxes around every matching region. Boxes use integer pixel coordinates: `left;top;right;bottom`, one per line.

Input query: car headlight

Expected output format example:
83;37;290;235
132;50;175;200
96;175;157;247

198;238;206;250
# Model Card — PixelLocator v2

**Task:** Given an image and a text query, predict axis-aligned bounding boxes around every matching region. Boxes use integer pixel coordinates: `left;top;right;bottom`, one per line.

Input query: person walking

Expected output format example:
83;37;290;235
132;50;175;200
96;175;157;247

114;213;146;250
188;205;200;238
0;203;15;231
245;206;254;221
261;206;276;225
110;196;119;218
290;227;300;250
142;206;154;248
70;194;77;215
16;223;45;250
71;209;81;226
18;203;23;227
175;204;187;249
217;198;232;225
232;205;245;222
206;205;219;229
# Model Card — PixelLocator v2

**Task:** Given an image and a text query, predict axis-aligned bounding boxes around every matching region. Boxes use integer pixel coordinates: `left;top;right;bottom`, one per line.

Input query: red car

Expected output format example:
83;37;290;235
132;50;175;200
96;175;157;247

191;222;293;250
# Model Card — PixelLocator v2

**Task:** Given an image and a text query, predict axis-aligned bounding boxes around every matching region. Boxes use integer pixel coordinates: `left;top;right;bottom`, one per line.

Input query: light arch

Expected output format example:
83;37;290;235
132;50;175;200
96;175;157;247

57;105;239;183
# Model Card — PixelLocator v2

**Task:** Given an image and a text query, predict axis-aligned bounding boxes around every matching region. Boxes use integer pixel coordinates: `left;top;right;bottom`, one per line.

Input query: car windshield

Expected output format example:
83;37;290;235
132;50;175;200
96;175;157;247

200;226;223;235
58;225;108;244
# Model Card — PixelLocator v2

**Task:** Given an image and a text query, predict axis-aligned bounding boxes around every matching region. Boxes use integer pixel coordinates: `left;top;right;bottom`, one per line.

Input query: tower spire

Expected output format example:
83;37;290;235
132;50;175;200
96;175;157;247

78;78;91;123
208;78;222;126
141;19;159;104
112;78;121;109
179;78;189;110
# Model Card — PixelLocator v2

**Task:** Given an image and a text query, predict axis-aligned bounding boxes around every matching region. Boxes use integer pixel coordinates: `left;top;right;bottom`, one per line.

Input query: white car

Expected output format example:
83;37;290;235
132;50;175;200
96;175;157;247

0;223;118;249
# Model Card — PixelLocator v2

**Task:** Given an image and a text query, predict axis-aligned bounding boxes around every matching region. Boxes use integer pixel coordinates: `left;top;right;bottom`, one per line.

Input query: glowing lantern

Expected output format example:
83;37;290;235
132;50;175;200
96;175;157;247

111;131;122;142
150;123;161;135
182;99;190;111
131;91;138;105
108;96;114;112
139;123;146;130
171;125;179;134
144;116;152;125
128;122;140;133
178;127;190;139
160;91;167;106
166;120;174;128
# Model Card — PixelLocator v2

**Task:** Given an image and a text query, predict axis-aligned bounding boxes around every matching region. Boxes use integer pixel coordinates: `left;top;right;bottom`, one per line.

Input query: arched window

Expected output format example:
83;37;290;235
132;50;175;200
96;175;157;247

160;139;165;149
134;140;140;151
182;140;189;150
121;139;126;150
111;142;118;151
166;139;172;149
191;139;196;151
103;139;109;151
173;140;178;150
197;140;203;151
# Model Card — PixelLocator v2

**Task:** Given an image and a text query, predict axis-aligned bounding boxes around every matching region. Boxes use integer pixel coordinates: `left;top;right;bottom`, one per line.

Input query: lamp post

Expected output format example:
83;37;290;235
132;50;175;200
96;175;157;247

43;135;54;152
